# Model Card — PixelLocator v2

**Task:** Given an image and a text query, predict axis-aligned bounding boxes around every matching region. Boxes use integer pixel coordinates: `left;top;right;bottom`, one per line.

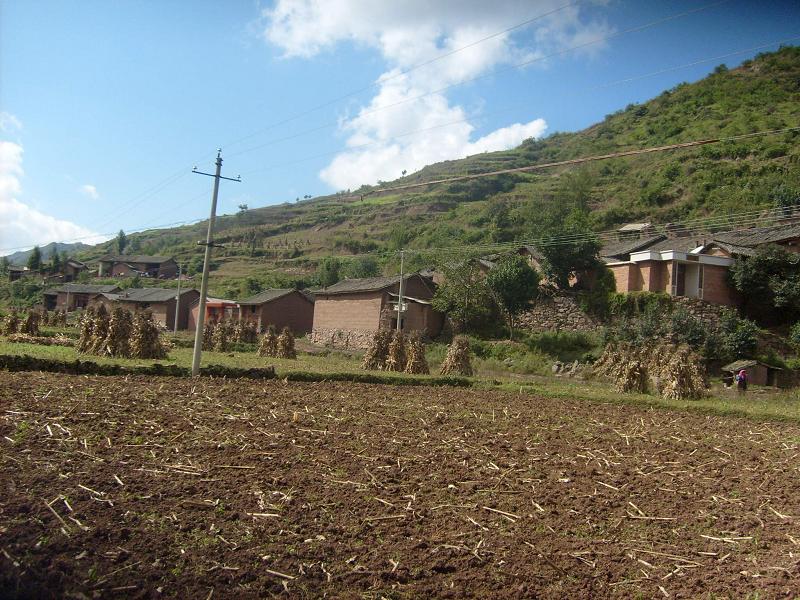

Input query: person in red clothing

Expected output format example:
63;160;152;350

736;369;748;393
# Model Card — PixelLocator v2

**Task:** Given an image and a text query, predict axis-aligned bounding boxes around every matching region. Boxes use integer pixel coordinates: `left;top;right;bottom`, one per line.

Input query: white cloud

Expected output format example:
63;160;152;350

80;184;100;200
0;141;106;255
0;112;22;133
261;1;612;189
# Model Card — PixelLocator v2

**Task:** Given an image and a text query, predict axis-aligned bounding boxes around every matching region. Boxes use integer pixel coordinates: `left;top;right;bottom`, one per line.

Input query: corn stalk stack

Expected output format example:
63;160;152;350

77;307;96;353
20;311;41;336
212;320;234;352
202;321;216;350
258;324;278;358
102;307;133;357
440;335;473;376
130;310;168;359
362;329;392;371
40;310;50;326
384;330;407;372
276;326;297;359
89;305;110;354
2;309;20;335
404;331;429;374
235;320;258;344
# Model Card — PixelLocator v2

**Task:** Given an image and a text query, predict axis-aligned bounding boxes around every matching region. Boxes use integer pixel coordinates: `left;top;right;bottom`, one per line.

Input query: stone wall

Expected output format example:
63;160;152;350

517;293;601;333
672;296;731;327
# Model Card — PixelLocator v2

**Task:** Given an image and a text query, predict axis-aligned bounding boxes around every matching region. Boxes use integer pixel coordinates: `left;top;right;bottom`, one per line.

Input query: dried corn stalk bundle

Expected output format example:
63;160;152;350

593;342;707;399
258;325;278;357
20;311;41;336
40;310;50;326
236;320;258;344
7;333;74;347
2;309;20;335
384;330;407;372
77;307;96;353
130;310;168;359
440;335;473;376
54;310;68;327
212;320;233;352
362;329;392;371
202;321;215;350
89;305;110;354
103;307;133;357
404;331;429;374
276;327;297;359
658;345;707;400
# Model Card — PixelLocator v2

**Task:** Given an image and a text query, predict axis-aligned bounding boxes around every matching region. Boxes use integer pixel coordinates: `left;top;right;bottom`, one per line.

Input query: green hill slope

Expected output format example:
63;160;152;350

75;46;800;298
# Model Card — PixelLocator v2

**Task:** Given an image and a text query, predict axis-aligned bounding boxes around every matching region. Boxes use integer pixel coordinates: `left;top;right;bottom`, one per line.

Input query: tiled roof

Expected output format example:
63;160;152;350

99;255;174;264
238;288;311;305
600;234;666;259
713;223;800;247
319;273;431;295
44;284;120;295
106;287;197;303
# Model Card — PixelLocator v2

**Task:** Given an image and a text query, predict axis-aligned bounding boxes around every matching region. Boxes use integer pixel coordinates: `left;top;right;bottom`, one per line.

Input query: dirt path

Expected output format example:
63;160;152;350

1;371;799;598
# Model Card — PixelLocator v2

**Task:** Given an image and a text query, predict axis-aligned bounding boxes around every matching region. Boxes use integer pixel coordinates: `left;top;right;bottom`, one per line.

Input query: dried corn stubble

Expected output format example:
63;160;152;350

276;327;296;359
362;329;392;371
405;331;429;375
440;335;473;377
384;331;408;372
131;310;168;359
258;325;278;358
202;321;215;351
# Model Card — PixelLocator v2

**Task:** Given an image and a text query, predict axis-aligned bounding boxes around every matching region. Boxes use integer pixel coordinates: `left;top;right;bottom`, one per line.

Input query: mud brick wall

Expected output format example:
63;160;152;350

309;327;374;349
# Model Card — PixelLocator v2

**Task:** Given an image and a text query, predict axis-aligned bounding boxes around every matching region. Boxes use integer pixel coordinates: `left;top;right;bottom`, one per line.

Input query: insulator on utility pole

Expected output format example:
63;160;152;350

190;149;241;377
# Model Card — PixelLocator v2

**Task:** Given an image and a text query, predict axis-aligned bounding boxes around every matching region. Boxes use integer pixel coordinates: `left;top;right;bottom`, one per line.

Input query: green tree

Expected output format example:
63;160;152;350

51;251;62;274
538;210;601;289
485;255;540;339
0;256;9;275
342;256;380;279
27;246;42;272
117;229;127;255
318;256;342;287
431;260;496;334
728;244;800;324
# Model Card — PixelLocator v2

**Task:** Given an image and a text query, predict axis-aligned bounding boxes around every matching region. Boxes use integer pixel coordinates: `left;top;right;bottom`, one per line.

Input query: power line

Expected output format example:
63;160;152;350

237;36;800;176
227;0;733;162
2;126;795;256
222;1;580;152
355;127;800;198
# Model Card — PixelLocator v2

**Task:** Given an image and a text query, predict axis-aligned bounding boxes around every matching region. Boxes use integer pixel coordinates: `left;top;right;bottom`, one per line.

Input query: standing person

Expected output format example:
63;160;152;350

736;368;748;394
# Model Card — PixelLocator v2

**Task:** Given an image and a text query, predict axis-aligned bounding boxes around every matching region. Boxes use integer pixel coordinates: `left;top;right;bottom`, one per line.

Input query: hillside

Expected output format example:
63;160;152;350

73;47;800;298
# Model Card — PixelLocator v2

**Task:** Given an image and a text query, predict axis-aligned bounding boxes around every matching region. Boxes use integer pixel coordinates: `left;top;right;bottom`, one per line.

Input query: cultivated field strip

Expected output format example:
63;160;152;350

1;371;799;598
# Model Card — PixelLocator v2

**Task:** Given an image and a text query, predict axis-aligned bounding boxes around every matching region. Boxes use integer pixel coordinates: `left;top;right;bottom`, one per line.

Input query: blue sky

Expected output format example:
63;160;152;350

1;0;799;254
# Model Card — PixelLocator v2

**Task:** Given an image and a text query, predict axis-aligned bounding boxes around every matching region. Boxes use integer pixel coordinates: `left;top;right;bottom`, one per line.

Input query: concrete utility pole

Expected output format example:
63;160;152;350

190;150;240;377
173;263;182;335
396;250;405;331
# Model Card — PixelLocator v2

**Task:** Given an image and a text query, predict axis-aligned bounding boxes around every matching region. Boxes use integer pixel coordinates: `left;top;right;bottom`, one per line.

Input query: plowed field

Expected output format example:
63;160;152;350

1;371;799;598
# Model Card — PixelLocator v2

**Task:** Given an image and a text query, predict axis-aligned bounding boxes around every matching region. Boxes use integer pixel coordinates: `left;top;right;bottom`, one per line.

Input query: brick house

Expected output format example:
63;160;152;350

89;287;200;330
44;284;121;311
311;273;443;348
238;289;315;334
187;297;239;331
97;255;178;279
63;259;88;282
7;266;29;282
601;223;800;306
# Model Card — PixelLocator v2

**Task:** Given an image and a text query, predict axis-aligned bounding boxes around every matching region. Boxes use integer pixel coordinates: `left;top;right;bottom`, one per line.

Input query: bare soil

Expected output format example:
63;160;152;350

1;371;800;598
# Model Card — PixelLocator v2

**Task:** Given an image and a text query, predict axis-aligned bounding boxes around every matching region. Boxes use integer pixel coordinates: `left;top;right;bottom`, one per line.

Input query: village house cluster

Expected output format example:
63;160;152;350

9;221;800;350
